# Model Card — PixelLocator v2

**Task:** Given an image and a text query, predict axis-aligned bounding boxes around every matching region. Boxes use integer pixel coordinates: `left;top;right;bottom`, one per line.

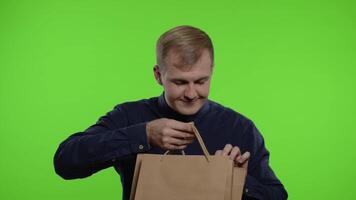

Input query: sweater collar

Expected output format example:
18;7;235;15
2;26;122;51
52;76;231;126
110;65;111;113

157;92;210;123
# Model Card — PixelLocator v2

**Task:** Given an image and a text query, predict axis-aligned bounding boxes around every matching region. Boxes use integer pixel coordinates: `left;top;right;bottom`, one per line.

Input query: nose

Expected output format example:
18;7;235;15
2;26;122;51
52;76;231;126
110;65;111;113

184;83;198;101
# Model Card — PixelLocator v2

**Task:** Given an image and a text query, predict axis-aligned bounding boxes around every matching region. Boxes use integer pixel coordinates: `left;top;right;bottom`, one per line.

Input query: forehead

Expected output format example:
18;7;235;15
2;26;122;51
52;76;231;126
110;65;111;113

164;49;213;79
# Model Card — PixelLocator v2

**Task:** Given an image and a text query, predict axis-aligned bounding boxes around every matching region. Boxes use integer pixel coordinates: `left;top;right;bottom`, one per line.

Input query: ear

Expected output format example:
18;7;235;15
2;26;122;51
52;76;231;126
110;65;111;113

153;65;162;85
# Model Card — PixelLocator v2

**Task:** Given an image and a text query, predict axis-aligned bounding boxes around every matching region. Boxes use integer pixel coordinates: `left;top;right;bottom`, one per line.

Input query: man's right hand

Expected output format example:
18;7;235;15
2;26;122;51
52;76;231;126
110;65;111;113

146;118;195;150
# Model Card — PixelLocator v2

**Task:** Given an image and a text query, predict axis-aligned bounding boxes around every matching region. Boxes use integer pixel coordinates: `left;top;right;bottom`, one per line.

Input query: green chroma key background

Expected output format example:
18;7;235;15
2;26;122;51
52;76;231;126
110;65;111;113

0;0;355;199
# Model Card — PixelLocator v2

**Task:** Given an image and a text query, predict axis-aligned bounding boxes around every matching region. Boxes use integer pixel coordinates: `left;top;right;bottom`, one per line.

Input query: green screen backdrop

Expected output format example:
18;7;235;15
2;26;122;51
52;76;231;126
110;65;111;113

1;0;355;199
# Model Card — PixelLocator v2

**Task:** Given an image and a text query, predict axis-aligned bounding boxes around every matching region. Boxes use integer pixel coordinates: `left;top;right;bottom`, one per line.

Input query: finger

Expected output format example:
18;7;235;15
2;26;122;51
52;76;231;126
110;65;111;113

166;129;195;140
229;146;241;160
168;119;194;133
171;138;193;146
168;137;194;146
222;144;233;156
215;150;223;155
236;151;251;164
176;145;188;150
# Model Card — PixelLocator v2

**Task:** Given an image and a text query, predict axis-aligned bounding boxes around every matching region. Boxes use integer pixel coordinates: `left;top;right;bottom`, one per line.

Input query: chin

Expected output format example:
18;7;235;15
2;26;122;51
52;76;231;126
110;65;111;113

175;103;203;115
177;108;199;115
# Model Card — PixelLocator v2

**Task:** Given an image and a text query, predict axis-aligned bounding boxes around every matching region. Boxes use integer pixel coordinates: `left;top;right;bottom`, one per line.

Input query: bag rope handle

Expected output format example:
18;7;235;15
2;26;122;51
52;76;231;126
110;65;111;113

161;122;211;163
191;122;211;162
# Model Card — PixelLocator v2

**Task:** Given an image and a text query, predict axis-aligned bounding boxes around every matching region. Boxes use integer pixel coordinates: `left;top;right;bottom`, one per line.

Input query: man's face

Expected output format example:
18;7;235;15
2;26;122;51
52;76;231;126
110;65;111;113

154;49;213;115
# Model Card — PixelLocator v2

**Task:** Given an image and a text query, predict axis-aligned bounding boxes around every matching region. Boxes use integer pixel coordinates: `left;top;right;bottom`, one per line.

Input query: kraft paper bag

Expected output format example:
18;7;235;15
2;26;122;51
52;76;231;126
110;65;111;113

130;124;248;200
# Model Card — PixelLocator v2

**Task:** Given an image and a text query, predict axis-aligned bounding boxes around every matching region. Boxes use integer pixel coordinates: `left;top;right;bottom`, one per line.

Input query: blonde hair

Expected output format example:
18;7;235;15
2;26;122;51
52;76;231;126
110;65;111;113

156;25;214;70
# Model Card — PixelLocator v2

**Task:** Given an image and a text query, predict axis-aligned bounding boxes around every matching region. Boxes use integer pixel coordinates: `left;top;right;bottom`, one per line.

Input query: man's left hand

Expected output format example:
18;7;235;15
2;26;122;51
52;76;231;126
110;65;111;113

215;144;250;168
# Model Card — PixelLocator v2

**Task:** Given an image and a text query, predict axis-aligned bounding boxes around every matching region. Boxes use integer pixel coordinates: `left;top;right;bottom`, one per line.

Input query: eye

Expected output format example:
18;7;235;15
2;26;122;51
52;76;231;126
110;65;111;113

195;77;209;85
173;80;186;85
196;81;205;85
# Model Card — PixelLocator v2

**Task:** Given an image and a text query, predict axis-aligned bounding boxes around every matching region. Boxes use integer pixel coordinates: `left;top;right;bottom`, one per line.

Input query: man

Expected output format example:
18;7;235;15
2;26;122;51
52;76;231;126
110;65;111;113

54;25;288;200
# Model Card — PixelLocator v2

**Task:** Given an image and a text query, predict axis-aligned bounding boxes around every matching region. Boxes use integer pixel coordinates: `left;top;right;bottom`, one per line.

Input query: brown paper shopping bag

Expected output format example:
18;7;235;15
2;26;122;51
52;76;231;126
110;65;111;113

130;124;248;200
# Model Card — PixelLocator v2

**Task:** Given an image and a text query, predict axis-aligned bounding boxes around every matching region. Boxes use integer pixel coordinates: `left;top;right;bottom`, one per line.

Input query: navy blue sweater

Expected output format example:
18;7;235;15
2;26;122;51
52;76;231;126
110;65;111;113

54;94;287;200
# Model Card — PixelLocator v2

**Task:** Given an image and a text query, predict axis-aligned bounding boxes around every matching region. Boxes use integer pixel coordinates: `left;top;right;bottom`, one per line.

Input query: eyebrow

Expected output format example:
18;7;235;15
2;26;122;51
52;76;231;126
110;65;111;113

170;76;210;83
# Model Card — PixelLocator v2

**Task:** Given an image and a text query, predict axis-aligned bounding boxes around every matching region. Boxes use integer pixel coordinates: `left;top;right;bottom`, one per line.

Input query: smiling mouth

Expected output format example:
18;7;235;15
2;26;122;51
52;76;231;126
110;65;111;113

180;99;199;104
182;101;196;104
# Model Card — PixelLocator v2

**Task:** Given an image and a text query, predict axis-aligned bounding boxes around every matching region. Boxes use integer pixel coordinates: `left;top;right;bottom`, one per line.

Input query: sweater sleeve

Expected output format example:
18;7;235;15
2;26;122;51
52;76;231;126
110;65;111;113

53;104;150;179
241;121;288;200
